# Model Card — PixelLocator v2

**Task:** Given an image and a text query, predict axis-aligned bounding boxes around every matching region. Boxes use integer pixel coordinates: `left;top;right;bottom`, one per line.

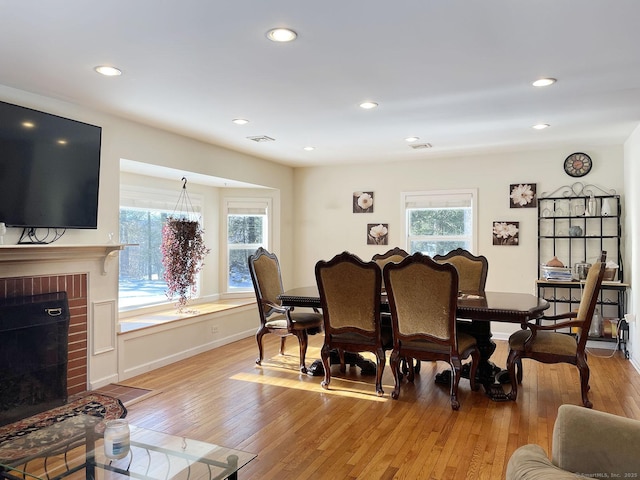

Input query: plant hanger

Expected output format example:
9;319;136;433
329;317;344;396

171;177;199;221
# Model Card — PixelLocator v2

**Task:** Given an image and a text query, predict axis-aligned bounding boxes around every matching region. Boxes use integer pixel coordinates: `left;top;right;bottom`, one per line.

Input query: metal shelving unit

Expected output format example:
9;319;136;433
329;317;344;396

537;183;629;358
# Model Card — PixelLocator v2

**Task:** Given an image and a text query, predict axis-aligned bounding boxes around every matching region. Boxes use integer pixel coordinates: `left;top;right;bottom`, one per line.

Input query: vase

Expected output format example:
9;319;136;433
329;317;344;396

546;256;564;267
601;198;614;216
585;195;597;216
569;226;583;237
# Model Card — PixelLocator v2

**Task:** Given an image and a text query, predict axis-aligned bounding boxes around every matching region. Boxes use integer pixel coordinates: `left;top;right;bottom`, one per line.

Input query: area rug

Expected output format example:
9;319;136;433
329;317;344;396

0;393;126;463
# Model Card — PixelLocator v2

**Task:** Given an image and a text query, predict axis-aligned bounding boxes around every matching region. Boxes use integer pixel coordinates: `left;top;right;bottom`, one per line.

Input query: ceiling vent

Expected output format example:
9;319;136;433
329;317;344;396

410;143;433;149
247;135;275;143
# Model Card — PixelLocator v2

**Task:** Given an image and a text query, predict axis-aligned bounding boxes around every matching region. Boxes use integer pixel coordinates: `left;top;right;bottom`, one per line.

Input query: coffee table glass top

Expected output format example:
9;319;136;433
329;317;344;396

0;414;256;480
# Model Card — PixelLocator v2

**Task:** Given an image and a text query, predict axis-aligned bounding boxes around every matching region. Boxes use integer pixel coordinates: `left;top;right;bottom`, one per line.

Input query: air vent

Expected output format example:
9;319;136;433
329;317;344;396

247;135;275;143
410;143;433;149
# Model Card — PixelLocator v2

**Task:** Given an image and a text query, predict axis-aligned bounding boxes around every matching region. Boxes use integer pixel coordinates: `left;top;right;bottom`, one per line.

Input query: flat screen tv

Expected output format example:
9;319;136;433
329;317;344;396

0;100;101;232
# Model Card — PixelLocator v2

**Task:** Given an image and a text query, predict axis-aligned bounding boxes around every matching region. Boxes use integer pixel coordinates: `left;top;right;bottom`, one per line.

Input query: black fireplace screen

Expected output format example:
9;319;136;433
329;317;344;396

0;292;70;426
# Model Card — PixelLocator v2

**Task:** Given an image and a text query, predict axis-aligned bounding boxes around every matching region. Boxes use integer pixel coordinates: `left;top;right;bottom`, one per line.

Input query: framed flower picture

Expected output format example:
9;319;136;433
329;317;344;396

353;191;374;213
509;183;537;208
367;224;388;245
493;221;519;245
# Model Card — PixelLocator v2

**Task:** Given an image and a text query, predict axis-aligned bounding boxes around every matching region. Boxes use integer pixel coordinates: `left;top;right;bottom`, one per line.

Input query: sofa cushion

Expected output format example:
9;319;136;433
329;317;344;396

506;444;590;480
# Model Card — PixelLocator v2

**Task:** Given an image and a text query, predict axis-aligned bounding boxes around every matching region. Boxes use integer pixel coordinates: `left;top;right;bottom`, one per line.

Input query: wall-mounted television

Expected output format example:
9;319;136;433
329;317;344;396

0;100;101;232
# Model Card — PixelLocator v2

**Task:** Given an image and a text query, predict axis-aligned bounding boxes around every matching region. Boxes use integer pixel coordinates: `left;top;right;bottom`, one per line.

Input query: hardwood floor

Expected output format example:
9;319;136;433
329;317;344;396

120;334;640;479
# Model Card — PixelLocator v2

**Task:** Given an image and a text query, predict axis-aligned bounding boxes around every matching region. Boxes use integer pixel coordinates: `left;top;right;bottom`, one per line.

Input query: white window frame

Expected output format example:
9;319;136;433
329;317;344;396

400;189;478;255
223;196;272;295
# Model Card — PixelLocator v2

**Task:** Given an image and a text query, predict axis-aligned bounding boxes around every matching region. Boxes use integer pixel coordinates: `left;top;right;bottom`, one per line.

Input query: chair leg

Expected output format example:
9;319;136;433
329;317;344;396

375;347;386;397
516;358;523;384
468;349;480;392
407;359;415;383
577;354;592;408
390;350;401;400
449;356;462;410
279;336;286;355
255;328;266;365
295;330;309;374
338;349;346;373
414;359;421;373
506;349;519;401
320;343;331;390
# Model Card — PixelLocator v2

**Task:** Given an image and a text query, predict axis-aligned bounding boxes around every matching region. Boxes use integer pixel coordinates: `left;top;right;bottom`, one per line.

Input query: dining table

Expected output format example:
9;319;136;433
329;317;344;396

278;286;550;401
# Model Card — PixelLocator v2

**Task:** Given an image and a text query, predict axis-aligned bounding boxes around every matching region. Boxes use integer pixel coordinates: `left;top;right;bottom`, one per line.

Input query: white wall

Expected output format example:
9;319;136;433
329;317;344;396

0;85;295;270
0;85;295;387
624;126;640;369
292;146;625;339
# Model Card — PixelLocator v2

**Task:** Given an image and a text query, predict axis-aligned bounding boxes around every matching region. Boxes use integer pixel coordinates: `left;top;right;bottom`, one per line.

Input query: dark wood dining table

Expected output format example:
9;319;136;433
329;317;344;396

279;286;550;401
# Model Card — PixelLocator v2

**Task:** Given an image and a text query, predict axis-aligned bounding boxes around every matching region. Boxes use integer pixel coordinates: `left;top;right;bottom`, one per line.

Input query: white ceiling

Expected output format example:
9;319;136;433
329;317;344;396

2;1;640;168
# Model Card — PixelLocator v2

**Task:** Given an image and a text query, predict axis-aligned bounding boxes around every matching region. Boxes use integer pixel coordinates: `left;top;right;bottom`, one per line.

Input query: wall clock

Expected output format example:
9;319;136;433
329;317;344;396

564;152;592;177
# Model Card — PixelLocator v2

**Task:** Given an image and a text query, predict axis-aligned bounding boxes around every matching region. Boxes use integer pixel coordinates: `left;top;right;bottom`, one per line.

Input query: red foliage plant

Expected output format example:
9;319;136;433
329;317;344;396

161;217;211;310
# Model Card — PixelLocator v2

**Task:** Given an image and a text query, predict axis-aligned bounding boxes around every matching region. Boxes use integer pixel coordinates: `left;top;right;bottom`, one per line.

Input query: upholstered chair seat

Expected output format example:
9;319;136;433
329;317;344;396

402;332;477;355
508;330;578;356
264;312;322;333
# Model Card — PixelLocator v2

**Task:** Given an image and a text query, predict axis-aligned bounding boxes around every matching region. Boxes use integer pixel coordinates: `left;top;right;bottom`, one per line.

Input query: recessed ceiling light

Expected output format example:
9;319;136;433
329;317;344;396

94;65;122;76
232;118;249;125
405;137;420;143
532;78;556;87
532;123;550;130
21;121;35;129
57;139;68;145
359;101;378;109
303;146;315;151
266;28;297;42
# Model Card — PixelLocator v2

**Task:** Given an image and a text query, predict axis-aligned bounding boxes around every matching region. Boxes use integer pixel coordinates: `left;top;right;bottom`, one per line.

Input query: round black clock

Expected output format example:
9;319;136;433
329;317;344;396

564;152;592;177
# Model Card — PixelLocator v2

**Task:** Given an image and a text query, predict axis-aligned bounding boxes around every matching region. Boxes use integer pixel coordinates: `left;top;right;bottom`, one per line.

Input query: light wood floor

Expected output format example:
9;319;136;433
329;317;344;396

120;334;640;479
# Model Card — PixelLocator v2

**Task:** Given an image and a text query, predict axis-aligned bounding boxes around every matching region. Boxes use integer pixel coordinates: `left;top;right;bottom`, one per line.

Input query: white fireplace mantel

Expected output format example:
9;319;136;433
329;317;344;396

0;244;128;274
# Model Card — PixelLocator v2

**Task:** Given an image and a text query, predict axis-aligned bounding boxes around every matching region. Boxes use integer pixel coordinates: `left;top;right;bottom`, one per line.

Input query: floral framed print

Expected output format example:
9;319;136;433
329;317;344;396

367;223;388;245
509;183;536;208
493;221;519;245
353;191;374;213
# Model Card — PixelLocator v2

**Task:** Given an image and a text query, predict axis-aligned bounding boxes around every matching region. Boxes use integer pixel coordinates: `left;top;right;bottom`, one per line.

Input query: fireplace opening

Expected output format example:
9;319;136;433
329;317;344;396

0;292;70;426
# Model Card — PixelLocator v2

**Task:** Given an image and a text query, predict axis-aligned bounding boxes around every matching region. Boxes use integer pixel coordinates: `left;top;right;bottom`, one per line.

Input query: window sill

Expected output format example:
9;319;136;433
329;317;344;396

118;298;256;333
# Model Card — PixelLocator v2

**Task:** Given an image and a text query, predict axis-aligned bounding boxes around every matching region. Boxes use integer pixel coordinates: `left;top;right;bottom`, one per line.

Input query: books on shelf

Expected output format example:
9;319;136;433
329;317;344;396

541;265;573;281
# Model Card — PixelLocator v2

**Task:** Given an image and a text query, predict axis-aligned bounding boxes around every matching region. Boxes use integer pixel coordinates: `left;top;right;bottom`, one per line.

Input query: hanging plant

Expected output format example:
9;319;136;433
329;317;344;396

161;178;211;311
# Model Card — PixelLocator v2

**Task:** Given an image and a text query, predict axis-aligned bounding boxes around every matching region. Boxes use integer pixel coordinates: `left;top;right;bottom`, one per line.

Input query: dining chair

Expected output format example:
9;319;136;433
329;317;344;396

315;251;392;396
506;251;607;407
433;248;488;294
372;247;409;274
424;248;489;378
248;247;323;374
372;248;411;374
383;252;480;410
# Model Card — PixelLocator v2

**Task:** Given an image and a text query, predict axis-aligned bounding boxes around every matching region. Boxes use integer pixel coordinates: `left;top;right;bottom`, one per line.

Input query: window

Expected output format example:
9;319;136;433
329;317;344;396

225;199;270;292
402;189;477;256
119;185;203;310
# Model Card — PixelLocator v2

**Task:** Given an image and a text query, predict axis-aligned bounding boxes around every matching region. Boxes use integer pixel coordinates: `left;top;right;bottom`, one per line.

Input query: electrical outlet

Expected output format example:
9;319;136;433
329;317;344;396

211;325;219;334
625;313;636;323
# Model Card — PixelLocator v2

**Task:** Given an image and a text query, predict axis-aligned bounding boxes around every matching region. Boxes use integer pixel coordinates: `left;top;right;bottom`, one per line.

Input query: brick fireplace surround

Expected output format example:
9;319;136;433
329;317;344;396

0;274;88;396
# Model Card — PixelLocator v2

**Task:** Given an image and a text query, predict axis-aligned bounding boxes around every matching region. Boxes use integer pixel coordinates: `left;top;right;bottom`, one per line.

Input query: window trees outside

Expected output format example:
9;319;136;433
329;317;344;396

226;200;270;292
119;208;170;309
403;190;477;256
119;185;204;310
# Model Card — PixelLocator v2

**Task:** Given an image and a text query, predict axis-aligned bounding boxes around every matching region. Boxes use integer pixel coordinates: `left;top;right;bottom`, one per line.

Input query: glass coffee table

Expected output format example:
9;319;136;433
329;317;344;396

0;415;256;480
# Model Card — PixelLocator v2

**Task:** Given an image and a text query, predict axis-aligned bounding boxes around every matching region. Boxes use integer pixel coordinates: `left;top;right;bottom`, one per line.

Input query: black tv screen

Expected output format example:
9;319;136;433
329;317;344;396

0;100;101;229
